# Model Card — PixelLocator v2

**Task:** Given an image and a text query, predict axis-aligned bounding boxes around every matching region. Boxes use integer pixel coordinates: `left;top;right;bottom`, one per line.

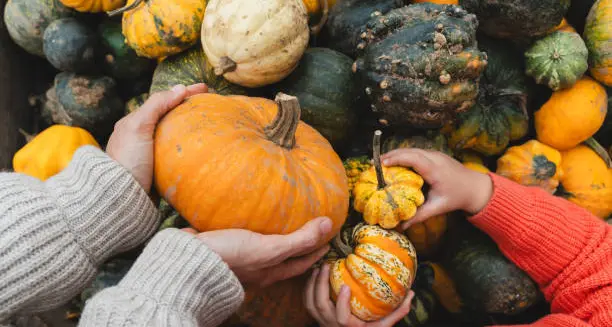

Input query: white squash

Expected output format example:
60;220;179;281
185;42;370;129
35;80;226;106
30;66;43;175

201;0;310;88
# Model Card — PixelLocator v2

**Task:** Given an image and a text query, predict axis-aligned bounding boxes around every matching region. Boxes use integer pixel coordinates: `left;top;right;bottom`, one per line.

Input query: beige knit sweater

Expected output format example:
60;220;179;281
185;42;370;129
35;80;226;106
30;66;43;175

0;146;244;326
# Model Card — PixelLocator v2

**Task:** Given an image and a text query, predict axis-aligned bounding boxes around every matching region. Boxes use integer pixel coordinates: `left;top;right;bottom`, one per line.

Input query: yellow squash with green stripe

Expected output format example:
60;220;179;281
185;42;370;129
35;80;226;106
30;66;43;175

584;0;612;86
330;224;418;321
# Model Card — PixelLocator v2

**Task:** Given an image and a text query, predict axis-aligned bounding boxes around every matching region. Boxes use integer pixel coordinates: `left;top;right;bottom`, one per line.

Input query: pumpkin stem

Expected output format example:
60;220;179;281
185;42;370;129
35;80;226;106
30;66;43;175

107;0;144;16
584;137;612;169
332;232;353;257
18;128;35;143
310;0;329;36
373;130;387;189
265;93;301;149
214;56;237;76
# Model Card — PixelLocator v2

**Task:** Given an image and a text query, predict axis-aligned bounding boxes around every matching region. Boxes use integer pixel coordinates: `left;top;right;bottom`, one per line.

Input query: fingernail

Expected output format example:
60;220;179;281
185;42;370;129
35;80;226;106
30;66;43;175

171;84;186;93
382;159;389;166
408;290;415;300
312;267;320;276
340;285;350;295
319;218;332;234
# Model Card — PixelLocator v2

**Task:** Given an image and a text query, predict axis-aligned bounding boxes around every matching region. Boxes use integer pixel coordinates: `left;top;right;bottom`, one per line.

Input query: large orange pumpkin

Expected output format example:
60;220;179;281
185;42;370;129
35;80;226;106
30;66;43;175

154;93;349;241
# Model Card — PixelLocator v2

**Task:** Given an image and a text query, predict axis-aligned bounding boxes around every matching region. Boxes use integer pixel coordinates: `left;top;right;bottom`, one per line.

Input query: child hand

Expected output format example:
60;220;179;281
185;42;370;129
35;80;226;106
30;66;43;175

304;264;415;327
381;148;493;229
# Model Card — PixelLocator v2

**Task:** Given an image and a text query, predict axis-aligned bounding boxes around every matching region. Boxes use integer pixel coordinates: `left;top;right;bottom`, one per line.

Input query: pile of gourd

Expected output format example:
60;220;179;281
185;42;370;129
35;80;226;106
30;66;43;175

4;0;612;326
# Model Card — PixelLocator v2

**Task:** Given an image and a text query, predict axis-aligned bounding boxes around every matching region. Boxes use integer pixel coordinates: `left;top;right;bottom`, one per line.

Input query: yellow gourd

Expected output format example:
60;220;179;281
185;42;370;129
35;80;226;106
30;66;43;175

13;125;100;180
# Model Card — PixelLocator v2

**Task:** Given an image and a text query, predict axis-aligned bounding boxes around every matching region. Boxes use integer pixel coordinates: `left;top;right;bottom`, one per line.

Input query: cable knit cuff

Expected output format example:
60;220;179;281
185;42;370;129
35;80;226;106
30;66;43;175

46;146;159;265
117;229;244;325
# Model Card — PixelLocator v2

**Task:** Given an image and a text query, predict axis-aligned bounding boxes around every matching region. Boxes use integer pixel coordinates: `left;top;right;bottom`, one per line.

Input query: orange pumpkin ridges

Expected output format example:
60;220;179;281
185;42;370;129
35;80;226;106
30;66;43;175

154;92;348;244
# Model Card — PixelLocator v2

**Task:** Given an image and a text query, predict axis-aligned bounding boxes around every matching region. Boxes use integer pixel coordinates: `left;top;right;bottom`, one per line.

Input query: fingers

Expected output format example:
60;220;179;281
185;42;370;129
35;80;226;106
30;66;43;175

261;245;330;286
305;268;324;323
380;149;435;180
136;83;208;127
314;264;337;325
272;217;333;261
373;291;415;327
181;227;198;235
400;196;449;230
335;285;352;327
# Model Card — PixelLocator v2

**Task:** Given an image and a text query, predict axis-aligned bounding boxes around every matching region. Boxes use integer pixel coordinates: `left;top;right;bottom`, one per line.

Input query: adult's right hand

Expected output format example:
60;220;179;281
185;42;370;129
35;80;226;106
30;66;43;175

183;217;333;287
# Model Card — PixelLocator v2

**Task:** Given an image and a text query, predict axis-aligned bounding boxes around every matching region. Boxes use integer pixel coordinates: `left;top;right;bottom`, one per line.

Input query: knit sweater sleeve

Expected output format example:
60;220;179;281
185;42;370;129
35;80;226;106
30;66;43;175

0;146;160;323
78;228;245;327
470;173;612;327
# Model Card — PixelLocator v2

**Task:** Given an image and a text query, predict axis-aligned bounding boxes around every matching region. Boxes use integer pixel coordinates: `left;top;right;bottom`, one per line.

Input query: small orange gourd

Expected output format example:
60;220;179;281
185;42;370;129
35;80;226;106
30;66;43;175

154;93;348;243
329;223;418;321
497;140;563;194
353;131;425;229
535;77;608;150
13;125;100;180
558;141;612;219
60;0;124;12
404;214;448;257
547;18;576;33
460;151;490;174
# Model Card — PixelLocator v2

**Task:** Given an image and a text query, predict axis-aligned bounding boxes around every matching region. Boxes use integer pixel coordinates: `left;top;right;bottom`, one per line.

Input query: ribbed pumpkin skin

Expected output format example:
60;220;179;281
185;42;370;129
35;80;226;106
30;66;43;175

497;140;563;194
354;4;486;128
121;0;206;59
324;0;404;58
405;214;448;257
329;224;418;321
13;125;100;181
201;0;309;88
3;0;74;57
275;48;358;149
459;0;571;39
559;145;612;218
525;31;588;91
584;0;612;86
447;38;529;156
150;46;246;95
60;0;124;12
154;93;348;240
535;77;608;150
353;167;425;229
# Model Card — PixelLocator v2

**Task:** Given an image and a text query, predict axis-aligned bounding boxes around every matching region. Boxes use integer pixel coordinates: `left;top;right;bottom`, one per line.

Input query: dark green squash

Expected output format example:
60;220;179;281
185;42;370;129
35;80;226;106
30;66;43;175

447;37;529;156
322;0;405;59
3;0;74;57
42;72;123;141
459;0;571;39
274;48;358;149
150;45;246;95
98;20;154;80
383;131;452;156
396;263;438;327
525;31;588;91
353;3;487;128
125;93;148;115
441;221;540;316
42;18;98;73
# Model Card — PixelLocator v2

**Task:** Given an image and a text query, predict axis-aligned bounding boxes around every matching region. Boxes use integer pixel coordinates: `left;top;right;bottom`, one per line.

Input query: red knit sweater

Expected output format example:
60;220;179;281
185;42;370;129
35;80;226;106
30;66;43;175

469;174;612;327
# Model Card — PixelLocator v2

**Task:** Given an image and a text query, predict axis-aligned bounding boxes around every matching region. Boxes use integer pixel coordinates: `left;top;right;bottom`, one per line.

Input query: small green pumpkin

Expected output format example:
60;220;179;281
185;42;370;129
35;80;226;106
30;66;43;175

525;31;588;91
274;48;358;149
4;0;74;57
42;72;124;141
98;20;154;80
43;18;98;73
447;38;529;156
150;45;246;95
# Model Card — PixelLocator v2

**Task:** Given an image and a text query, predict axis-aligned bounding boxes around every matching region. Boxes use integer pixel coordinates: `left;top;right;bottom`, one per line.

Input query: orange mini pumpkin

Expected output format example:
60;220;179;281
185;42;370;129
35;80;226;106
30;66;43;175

329;223;418;321
497;140;563;194
154;93;349;241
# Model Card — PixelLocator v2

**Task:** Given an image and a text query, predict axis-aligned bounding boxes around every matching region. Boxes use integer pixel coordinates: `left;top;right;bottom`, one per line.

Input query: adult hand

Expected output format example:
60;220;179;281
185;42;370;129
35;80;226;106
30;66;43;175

183;217;333;288
106;84;208;193
381;148;493;230
305;264;415;327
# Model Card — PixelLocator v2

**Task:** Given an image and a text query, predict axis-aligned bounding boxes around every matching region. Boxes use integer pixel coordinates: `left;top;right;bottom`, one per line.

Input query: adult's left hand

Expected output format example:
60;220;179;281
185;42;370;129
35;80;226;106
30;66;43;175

183;217;333;288
106;83;208;193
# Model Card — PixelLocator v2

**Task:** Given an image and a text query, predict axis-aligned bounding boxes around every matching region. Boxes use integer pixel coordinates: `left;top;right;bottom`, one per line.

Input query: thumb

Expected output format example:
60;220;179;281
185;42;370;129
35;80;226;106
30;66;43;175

374;290;415;327
275;217;333;260
401;196;448;230
138;83;208;125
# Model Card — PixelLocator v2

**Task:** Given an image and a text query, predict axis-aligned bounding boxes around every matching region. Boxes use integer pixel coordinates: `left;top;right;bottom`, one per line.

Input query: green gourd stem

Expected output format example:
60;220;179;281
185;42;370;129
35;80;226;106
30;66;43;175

107;0;144;17
310;0;329;36
265;93;301;149
373;130;387;189
332;232;353;257
214;56;237;76
584;137;612;168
